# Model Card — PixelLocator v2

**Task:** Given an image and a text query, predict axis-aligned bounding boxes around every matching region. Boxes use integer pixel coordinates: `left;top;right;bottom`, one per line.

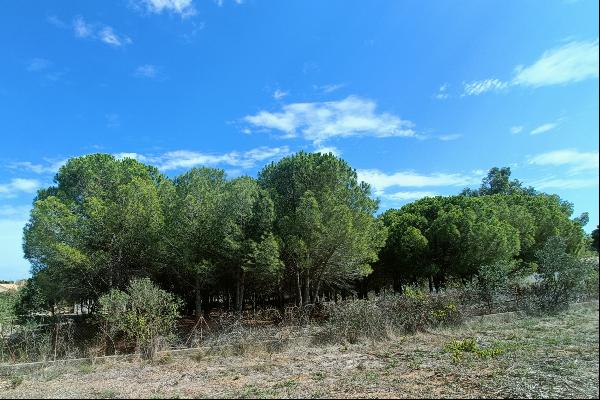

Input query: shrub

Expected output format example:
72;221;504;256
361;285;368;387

522;237;592;313
444;337;504;362
379;288;462;334
316;289;462;344
98;278;182;359
317;298;388;344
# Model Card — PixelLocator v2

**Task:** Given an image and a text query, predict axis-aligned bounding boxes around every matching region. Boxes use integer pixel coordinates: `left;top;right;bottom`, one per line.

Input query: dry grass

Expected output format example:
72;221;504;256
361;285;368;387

1;302;598;399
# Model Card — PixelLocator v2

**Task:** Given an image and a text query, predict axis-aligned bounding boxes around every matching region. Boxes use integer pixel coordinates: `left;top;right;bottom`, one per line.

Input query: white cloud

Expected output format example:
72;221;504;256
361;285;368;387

510;126;523;134
356;169;479;192
313;83;346;94
10;160;67;174
99;27;132;46
47;15;67;28
531;177;598;190
0;179;40;197
273;89;288;100
135;0;197;17
463;39;599;96
244;96;416;145
434;83;449;99
0;205;31;220
134;64;159;78
380;191;438;201
116;146;290;171
528;148;599;172
513;39;599;87
73;16;92;38
462;78;509;96
530;122;558;135
438;134;462;141
72;17;131;47
27;58;52;72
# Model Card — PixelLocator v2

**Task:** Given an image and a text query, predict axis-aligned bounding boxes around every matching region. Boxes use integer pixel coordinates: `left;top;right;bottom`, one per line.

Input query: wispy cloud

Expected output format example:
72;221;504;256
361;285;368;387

434;83;449;100
46;15;67;29
313;83;346;94
531;177;598;190
462;78;509;96
357;169;480;193
9;160;67;174
116;146;290;171
71;16;131;47
438;134;462;141
530;122;559;135
27;58;52;72
380;191;438;201
133;0;197;17
73;16;93;38
462;39;599;96
0;179;40;197
243;96;416;145
214;0;243;6
106;113;121;129
528;148;599;172
0;205;31;220
99;27;132;46
510;126;523;134
134;64;159;78
513;39;599;87
273;89;288;100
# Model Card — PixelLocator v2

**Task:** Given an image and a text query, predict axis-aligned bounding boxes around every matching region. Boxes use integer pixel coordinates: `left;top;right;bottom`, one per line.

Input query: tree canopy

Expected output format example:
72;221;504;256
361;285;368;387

21;153;589;314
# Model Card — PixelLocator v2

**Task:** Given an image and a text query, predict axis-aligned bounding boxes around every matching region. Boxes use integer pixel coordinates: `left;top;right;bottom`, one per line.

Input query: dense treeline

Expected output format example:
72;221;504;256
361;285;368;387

19;153;589;317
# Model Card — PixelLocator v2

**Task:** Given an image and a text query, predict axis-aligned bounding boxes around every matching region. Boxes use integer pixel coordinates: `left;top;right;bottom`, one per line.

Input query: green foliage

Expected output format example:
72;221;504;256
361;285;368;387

98;278;182;359
318;290;462;344
380;290;462;333
445;338;505;362
318;298;388;344
591;225;599;254
374;167;587;292
258;151;387;304
461;167;535;197
522;236;594;313
23;154;170;306
0;291;19;330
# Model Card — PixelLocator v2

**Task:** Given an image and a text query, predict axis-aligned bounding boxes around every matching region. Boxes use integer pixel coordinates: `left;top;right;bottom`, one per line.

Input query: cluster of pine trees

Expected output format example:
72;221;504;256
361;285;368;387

20;154;588;316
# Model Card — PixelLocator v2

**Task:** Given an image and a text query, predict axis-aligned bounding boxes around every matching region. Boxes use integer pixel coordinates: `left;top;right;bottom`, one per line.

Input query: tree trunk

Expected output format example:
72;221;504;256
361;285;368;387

296;271;303;306
303;272;311;305
195;276;203;319
236;269;246;314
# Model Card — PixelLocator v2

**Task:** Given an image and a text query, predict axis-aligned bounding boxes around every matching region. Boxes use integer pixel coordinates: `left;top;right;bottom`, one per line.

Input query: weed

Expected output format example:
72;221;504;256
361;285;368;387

10;375;23;389
78;362;96;374
445;338;505;362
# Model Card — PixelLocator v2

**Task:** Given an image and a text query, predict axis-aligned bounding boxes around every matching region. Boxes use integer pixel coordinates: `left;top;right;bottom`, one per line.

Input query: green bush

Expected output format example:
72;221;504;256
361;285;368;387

520;237;593;314
98;278;182;359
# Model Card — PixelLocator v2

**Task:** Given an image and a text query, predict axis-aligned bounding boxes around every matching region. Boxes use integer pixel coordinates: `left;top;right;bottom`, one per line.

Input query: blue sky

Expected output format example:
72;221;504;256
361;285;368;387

1;0;598;280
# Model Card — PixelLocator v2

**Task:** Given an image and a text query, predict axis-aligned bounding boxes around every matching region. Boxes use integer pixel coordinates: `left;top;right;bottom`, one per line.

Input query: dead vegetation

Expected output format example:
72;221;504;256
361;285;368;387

1;302;597;399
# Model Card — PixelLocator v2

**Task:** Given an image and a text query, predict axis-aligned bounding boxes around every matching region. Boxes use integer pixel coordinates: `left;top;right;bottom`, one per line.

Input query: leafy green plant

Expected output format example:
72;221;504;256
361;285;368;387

98;278;182;359
445;338;505;362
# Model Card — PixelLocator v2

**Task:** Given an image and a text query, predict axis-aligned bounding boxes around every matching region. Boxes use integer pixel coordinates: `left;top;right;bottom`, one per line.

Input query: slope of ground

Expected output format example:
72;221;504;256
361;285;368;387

1;303;598;399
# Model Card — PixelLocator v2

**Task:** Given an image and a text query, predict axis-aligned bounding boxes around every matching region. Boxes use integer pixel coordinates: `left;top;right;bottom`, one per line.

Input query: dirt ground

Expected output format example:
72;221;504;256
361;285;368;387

1;303;598;399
